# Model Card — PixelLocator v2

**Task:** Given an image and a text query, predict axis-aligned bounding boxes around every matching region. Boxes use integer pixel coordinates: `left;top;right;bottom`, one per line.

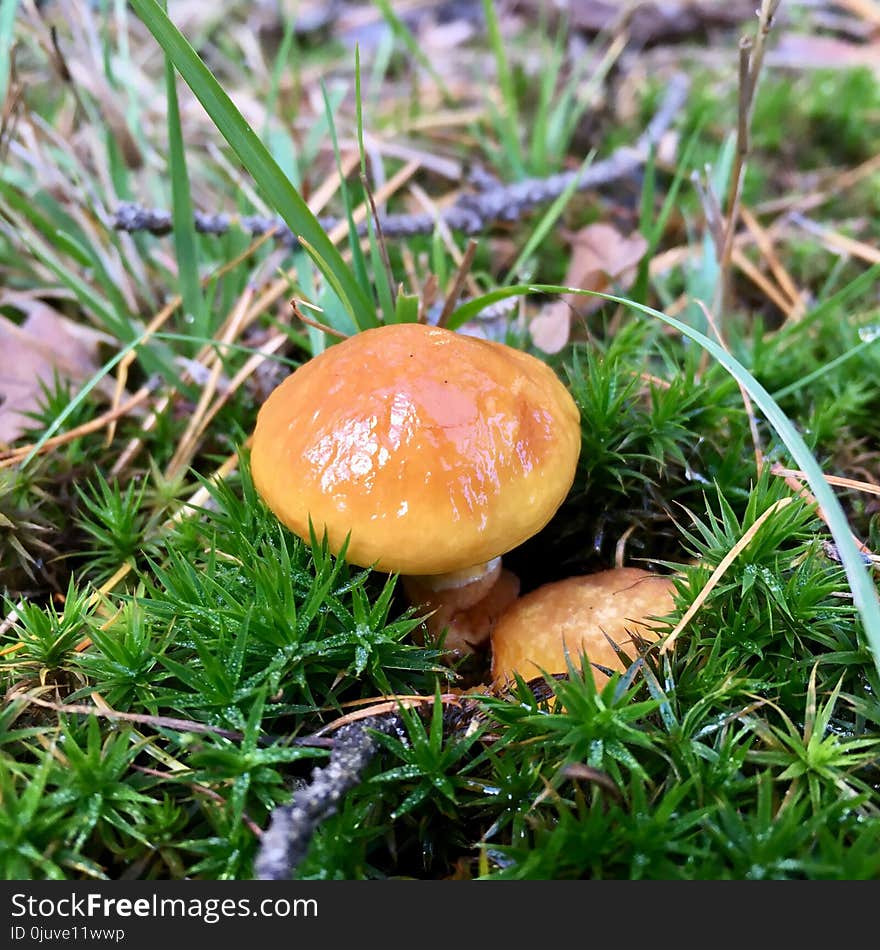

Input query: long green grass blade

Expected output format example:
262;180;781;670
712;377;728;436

129;0;373;325
298;236;362;337
0;171;132;321
482;0;523;176
553;41;616;168
0;187;177;384
152;333;301;367
164;43;204;347
0;0;18;115
633;127;702;303
356;47;395;323
374;0;451;101
777;261;880;344
526;13;562;175
264;6;298;133
773;334;879;401
321;80;372;321
504;151;594;285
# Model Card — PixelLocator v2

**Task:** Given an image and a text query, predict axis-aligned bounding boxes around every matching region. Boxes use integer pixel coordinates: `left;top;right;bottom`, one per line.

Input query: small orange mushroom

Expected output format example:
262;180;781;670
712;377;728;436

250;322;581;656
490;567;677;688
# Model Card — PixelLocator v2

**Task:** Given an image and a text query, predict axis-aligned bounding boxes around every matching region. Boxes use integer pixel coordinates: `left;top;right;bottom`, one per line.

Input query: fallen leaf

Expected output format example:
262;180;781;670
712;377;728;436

516;0;756;45
768;35;880;73
0;294;115;446
530;223;648;353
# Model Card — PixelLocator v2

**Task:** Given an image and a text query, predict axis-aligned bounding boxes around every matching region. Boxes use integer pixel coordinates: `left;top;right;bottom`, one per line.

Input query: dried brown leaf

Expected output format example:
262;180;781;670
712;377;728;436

530;223;648;353
0;295;114;445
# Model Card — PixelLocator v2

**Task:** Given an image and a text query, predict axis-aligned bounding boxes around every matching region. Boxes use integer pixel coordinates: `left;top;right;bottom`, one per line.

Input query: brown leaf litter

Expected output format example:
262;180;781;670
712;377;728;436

529;222;648;353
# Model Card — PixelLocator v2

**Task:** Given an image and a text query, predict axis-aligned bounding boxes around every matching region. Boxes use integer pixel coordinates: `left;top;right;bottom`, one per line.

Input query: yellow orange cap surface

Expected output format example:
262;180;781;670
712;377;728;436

491;568;676;686
250;323;581;575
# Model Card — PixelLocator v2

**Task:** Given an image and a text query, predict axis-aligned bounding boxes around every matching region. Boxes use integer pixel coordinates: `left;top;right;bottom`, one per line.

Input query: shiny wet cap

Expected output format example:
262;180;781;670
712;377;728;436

250;322;581;575
491;568;677;686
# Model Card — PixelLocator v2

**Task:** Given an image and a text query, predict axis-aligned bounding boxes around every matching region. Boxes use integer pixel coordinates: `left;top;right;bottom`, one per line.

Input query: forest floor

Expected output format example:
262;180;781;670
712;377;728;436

2;0;880;880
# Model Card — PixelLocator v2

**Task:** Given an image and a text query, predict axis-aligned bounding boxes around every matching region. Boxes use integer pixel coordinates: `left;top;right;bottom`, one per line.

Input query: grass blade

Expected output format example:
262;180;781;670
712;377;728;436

321;79;373;320
482;0;524;177
632;127;702;303
0;0;18;115
374;0;451;102
164;35;204;347
504;151;594;285
129;0;373;326
356;48;395;323
776;261;880;344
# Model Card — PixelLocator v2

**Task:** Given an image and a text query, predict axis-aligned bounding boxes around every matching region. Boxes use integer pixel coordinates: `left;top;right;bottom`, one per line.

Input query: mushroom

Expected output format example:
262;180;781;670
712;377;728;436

250;322;581;656
490;567;677;688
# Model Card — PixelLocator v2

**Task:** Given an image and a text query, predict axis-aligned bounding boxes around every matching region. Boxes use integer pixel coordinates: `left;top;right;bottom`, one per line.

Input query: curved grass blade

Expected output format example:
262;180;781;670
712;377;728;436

451;282;880;678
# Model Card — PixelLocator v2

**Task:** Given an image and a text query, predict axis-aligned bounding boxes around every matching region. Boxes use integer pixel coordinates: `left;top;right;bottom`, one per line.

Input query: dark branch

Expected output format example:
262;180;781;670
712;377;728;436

114;75;689;248
254;714;403;881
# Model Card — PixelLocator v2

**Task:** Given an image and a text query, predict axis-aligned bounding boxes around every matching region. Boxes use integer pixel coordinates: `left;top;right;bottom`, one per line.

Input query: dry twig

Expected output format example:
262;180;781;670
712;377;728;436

254;713;403;880
719;0;782;313
113;76;690;248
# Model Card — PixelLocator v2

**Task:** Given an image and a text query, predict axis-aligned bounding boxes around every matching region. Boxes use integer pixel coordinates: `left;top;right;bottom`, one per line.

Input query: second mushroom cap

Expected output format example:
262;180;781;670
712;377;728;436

491;568;677;687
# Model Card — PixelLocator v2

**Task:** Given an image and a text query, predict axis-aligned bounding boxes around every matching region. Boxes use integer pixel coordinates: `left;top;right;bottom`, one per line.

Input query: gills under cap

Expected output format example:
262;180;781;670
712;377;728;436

250;322;581;576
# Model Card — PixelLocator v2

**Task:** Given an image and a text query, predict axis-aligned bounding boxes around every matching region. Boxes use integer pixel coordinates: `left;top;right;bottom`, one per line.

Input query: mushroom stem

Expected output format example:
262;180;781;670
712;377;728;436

402;557;521;657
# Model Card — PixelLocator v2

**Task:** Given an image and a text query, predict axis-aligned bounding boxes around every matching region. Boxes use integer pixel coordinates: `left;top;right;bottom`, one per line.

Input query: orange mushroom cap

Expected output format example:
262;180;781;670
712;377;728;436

250;323;581;576
491;568;677;687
